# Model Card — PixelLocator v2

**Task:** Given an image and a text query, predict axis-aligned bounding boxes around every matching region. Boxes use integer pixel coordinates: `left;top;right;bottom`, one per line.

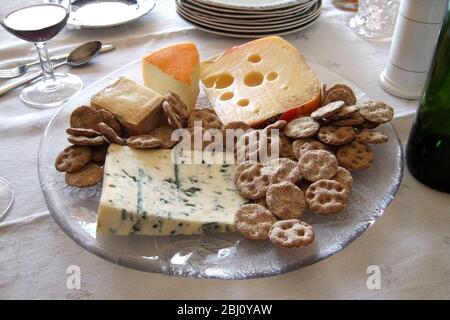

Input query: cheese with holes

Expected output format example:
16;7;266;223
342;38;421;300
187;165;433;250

97;145;246;235
142;43;200;112
200;36;321;126
91;77;166;136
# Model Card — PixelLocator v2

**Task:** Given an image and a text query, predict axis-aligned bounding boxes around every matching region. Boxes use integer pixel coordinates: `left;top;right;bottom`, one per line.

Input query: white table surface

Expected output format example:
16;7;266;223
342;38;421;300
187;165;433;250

1;0;449;299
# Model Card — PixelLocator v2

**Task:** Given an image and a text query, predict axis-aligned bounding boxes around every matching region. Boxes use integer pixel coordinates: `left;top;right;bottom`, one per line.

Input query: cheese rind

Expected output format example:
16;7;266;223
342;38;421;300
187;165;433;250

97;145;246;236
200;36;321;126
142;43;200;111
91;77;166;135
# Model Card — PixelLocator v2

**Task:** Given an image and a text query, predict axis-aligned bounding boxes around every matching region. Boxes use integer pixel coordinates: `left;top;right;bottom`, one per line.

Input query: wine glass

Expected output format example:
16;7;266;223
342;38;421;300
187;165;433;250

0;177;14;221
0;0;82;108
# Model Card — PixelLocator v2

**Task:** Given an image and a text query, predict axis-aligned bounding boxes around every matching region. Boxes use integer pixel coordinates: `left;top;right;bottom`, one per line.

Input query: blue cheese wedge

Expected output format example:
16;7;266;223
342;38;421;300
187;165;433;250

97;145;246;235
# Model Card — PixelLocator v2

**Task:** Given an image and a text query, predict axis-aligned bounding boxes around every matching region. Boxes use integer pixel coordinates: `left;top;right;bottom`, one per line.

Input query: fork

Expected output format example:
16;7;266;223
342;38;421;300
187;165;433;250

0;44;115;79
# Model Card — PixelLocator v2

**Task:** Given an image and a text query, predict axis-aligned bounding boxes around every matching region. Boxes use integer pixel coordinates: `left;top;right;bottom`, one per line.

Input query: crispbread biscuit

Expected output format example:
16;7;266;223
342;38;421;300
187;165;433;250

234;204;276;240
305;179;349;215
331;111;366;126
98;122;125;145
359;101;394;123
264;120;287;131
337;141;374;170
279;134;296;160
269;219;314;248
323;84;357;106
163;101;184;129
223;121;251;132
317;126;356;145
65;163;103;188
163;92;188;129
356;121;380;130
265;158;302;185
66;128;101;138
266;181;306;220
127;135;162;149
68;135;107;146
233;161;254;185
223;122;251;152
70;106;102;131
235;130;269;163
283;116;320;139
311;101;345;119
298;150;338;182
329;104;359;120
91;145;108;163
355;129;388;144
55;146;92;173
292;139;329;160
235;163;270;200
188;108;222;129
148;125;177;148
331;167;353;192
98;108;122;136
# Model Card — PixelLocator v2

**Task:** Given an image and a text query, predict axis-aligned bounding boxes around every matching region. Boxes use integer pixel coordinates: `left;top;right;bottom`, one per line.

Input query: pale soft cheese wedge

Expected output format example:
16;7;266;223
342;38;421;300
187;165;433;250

142;43;200;112
91;77;166;135
97;145;246;236
200;36;321;126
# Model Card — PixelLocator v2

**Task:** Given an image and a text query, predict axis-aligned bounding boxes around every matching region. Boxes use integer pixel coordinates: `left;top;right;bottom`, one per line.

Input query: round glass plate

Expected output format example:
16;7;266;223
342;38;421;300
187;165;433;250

38;59;403;279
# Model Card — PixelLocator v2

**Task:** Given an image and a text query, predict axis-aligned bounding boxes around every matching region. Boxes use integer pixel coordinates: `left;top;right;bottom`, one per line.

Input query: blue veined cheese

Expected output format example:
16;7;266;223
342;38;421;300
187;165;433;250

97;145;247;235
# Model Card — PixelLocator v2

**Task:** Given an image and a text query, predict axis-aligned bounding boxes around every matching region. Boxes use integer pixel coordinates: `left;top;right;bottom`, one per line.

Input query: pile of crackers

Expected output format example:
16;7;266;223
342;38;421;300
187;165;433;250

232;84;394;249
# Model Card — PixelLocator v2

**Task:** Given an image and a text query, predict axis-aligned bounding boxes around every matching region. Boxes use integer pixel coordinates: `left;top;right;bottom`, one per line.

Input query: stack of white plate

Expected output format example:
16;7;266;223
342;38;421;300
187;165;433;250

175;0;322;38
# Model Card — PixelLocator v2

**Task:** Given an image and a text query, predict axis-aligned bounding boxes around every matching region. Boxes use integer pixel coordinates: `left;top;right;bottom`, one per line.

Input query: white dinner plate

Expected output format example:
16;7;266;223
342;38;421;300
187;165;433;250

67;0;156;29
39;58;403;279
193;0;311;10
177;0;316;18
186;0;315;14
177;5;321;32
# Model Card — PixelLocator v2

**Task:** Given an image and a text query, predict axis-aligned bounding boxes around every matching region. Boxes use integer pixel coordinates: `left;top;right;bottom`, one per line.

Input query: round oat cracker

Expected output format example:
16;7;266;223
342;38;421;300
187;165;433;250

98;122;125;145
359;101;394;123
331;167;353;192
65;163;103;188
264;120;287;131
234;204;276;240
127;135;162;149
356;121;380;130
223;121;251;132
55;145;92;173
269;219;314;248
68;135;107;146
355;129;388;144
337;141;374;170
317;126;356;145
148;125;177;148
66;127;101;138
329;104;359;120
298;150;338;182
331;112;366;126
306;179;349;215
70;106;102;131
233;161;254;185
188;108;222;129
98;109;122;136
292;138;328;160
323;84;357;106
311;101;345;119
91;145;108;163
235;163;270;200
283;116;320;139
163;101;185;129
266;181;306;220
265;158;302;185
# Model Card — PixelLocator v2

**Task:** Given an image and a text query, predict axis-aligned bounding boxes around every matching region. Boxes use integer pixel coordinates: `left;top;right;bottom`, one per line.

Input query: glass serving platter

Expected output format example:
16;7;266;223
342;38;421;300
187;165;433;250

38;59;403;279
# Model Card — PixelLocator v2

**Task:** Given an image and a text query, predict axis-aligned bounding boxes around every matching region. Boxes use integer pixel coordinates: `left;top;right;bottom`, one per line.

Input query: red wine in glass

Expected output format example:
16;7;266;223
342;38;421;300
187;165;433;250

0;1;82;108
1;4;69;43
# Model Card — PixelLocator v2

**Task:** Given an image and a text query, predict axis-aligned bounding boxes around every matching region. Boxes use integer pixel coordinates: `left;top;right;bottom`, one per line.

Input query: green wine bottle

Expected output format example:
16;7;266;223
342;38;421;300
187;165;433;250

406;2;450;193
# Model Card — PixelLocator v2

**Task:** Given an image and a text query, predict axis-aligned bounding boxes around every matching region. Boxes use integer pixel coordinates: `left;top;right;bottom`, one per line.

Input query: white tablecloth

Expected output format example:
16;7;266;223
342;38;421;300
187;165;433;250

1;0;449;299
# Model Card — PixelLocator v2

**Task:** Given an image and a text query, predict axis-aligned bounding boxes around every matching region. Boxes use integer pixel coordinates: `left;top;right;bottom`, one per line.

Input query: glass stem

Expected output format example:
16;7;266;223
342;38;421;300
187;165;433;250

35;42;55;82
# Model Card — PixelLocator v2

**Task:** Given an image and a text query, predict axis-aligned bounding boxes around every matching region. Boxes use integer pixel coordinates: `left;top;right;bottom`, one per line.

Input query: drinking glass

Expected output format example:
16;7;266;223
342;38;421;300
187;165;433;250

0;0;82;108
349;0;400;41
0;177;14;221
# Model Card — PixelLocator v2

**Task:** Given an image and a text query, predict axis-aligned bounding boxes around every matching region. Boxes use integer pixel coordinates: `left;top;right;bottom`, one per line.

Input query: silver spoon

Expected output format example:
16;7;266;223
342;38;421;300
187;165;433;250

0;43;115;79
0;41;103;97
